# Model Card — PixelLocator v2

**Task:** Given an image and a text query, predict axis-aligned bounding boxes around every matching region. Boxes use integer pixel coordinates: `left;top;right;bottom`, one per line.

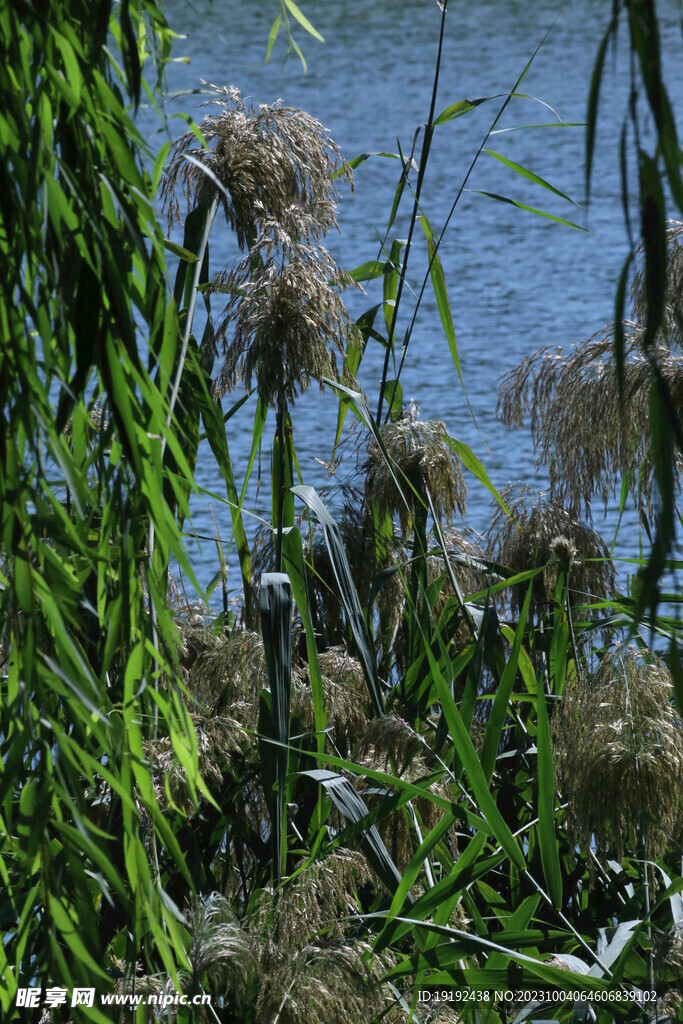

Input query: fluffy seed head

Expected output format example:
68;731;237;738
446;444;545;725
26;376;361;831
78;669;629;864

365;413;466;533
291;647;369;752
255;939;392;1024
214;238;358;405
486;485;615;620
161;83;351;249
497;225;683;516
631;220;683;347
185;892;254;995
553;645;683;859
498;329;683;514
354;716;458;870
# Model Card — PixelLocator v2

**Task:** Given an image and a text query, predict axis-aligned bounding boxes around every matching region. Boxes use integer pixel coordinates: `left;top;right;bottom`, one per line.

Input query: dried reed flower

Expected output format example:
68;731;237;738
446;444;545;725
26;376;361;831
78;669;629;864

160;627;300;822
631;221;683;348
105;960;164;1024
161;83;351;249
62;403;110;443
498;222;683;515
655;922;683;986
486;485;615;619
185;892;255;997
498;328;683;513
146;710;244;804
185;628;269;731
213;238;357;404
252;849;373;951
291;647;369;751
656;992;682;1021
365;413;466;533
256;938;394;1024
356;715;424;776
187;862;410;1023
161;84;357;407
553;645;683;859
354;716;458;869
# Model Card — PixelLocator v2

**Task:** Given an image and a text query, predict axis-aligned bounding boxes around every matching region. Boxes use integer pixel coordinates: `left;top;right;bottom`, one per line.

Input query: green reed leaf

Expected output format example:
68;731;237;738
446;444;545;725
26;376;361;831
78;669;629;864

292;484;385;716
484;148;579;205
472;190;587;230
481;582;532;784
536;683;563;909
260;573;293;883
283;0;324;41
434;95;492;125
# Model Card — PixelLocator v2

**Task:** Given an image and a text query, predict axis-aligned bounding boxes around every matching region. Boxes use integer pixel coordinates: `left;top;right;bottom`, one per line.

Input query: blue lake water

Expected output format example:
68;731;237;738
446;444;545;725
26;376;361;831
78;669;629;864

146;0;683;601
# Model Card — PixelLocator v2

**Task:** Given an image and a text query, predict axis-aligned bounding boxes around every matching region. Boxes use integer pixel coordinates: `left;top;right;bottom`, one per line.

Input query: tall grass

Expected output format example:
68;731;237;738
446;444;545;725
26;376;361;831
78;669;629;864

2;2;683;1023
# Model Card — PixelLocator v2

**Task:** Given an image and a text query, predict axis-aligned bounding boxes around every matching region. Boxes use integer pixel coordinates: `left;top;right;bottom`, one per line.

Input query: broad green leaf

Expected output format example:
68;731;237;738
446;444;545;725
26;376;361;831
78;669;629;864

425;640;525;870
164;238;199;263
331;305;382;458
291;484;385;717
201;391;257;623
301;769;402;892
375;833;495;951
332;151;419;178
382;924;616;995
535;683;563;909
443;436;510;516
384;379;403;421
585;16;614;203
384;238;405;340
486;894;541;969
265;13;282;62
418;215;462;379
434;95;492;125
49;897;109;981
282;527;327;757
260;573;293;883
347;260;385;282
381;812;458;926
481;583;532;783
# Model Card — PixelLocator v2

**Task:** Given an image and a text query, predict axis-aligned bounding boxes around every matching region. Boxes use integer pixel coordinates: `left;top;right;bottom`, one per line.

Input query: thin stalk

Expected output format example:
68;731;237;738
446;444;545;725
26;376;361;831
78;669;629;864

271;971;299;1024
275;389;286;572
376;0;449;423
210;504;229;632
390;28;555;414
565;565;581;671
149;193;219;742
406;804;435;889
427;487;477;638
588;849;627;904
621;655;656;1010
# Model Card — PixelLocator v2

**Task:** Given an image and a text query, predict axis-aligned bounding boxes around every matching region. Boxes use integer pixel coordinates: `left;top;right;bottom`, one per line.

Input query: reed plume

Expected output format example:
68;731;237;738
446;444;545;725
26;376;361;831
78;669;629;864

354;716;458;870
498;222;683;514
213;236;357;404
553;645;683;859
185;892;254;997
486;485;615;618
161;83;351;248
161;83;357;406
365;410;466;533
